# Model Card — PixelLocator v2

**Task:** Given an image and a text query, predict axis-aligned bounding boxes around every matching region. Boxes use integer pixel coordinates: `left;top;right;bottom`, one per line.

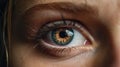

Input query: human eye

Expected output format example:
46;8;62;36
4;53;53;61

20;4;97;59
31;19;96;58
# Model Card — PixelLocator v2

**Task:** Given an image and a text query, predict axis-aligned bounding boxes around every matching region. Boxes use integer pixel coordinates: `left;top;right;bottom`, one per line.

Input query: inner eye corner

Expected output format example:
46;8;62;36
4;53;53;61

86;38;98;49
84;35;96;47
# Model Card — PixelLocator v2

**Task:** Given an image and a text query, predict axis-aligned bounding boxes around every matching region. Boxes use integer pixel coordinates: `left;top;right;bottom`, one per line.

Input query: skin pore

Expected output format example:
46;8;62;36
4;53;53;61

10;0;120;67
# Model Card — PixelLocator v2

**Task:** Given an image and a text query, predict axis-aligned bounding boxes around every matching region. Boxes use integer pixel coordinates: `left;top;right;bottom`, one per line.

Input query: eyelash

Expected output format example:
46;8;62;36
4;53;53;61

33;20;95;58
36;20;82;39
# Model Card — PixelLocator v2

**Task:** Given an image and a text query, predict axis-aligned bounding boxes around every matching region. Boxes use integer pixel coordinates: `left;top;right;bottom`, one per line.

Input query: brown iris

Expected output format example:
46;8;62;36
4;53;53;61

51;28;74;46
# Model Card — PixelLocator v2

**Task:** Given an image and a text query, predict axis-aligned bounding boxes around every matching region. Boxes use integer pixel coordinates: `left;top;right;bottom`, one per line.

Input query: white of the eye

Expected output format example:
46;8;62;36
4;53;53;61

65;29;86;47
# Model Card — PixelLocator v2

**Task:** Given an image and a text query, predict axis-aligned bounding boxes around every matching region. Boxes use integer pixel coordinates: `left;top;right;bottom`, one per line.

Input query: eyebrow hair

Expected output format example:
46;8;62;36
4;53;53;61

27;2;97;14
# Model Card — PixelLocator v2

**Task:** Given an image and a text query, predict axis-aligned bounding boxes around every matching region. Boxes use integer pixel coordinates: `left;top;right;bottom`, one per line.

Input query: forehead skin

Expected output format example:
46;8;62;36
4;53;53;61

13;0;120;25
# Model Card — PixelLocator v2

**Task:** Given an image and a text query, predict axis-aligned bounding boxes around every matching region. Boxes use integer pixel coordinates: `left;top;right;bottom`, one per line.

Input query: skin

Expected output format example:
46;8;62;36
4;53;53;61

10;0;120;67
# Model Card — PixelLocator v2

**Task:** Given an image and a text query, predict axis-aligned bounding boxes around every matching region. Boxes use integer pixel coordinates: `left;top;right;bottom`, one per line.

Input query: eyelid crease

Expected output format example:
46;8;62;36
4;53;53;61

21;3;99;42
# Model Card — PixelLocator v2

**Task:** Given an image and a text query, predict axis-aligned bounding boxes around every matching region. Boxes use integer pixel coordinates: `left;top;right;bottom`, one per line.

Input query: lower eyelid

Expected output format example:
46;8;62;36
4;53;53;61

36;39;94;58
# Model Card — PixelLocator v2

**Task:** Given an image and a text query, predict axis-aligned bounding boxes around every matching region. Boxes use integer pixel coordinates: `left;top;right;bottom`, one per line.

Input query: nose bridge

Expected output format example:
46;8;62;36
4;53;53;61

108;23;120;67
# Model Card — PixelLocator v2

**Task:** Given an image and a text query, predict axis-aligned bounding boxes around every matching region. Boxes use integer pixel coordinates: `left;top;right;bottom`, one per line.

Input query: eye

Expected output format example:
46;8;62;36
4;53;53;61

36;20;96;58
49;27;87;47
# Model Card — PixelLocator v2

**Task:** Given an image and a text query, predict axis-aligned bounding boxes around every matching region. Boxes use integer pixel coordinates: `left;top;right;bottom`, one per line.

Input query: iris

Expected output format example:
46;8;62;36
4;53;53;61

51;28;74;46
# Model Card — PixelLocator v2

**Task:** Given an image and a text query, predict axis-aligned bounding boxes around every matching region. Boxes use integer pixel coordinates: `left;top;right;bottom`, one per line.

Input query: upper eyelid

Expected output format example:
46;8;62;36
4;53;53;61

22;2;98;28
22;3;97;29
21;2;99;41
22;2;99;29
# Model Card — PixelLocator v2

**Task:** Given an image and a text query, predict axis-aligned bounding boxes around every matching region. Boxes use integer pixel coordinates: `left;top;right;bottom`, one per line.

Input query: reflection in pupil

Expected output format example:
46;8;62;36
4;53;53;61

59;31;68;38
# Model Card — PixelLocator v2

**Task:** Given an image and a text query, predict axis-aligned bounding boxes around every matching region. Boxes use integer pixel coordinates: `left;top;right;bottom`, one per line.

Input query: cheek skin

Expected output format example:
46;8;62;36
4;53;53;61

10;40;96;67
10;41;113;67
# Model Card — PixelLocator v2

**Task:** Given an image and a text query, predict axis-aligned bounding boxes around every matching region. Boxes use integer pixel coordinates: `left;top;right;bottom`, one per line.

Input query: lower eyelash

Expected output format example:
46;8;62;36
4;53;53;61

36;39;72;57
35;42;69;57
35;39;94;58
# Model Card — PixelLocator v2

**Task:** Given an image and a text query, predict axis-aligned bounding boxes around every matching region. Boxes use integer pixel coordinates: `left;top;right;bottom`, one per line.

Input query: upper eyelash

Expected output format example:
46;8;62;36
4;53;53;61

36;20;82;39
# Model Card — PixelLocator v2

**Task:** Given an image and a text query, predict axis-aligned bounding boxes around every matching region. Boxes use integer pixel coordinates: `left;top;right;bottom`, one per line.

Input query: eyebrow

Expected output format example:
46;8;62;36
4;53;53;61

26;2;97;14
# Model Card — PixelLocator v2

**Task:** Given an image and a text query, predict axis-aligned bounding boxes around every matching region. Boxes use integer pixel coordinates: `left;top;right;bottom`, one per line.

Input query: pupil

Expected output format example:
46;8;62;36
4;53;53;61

59;31;68;38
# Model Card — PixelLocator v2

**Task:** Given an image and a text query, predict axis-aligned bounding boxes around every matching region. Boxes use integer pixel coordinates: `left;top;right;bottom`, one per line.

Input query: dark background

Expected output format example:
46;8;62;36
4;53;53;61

0;0;8;67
